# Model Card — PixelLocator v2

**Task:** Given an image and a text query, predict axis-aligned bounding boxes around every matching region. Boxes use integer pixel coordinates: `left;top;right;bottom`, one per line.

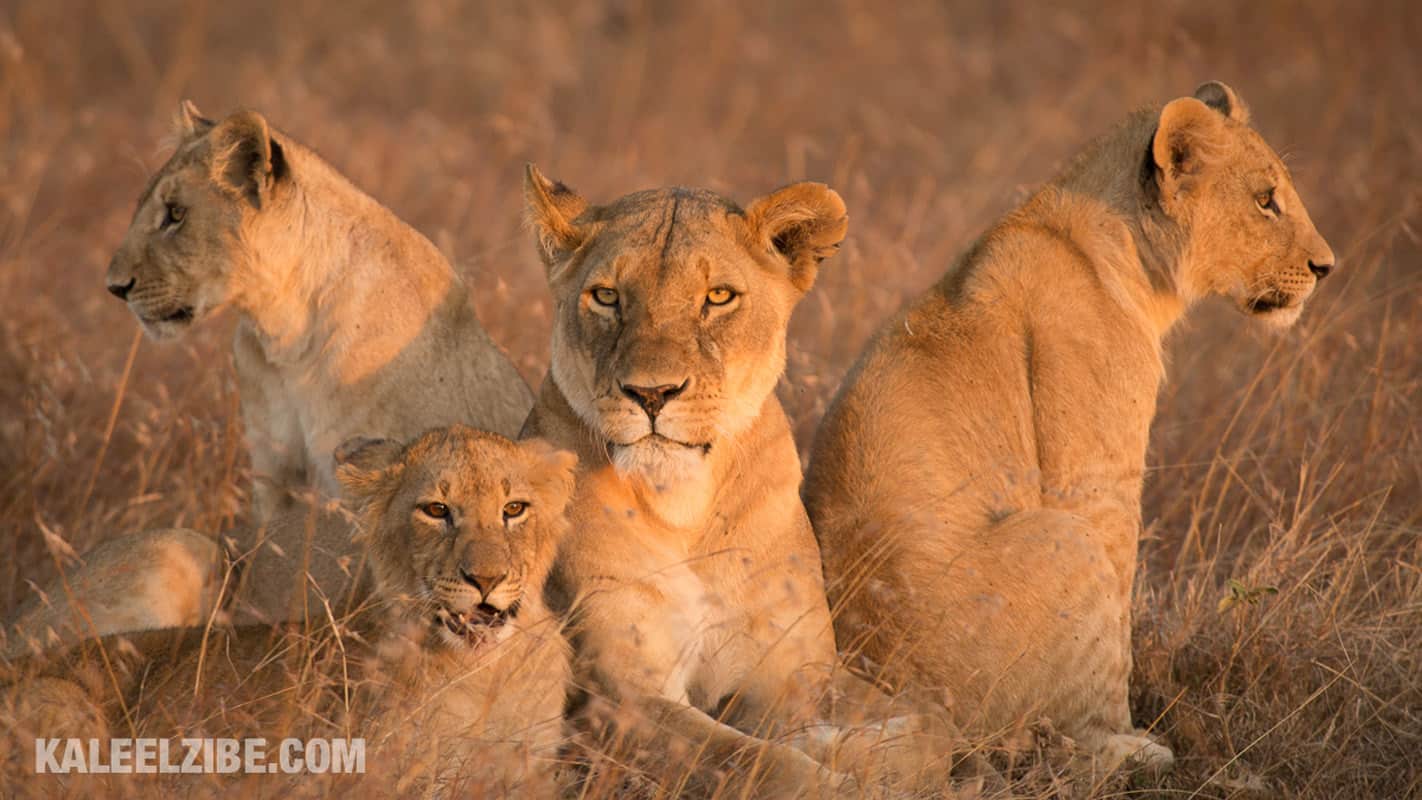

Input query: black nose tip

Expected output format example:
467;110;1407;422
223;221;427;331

107;277;136;300
620;380;688;419
1308;260;1333;280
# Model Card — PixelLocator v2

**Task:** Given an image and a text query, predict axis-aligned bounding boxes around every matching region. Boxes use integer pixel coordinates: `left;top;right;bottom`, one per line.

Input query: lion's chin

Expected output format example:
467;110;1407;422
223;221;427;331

610;435;710;492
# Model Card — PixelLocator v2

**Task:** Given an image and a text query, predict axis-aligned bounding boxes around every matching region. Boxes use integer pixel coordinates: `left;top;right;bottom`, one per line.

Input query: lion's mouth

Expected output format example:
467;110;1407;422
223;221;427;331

621;433;712;455
1245;292;1295;314
140;305;195;325
433;601;518;646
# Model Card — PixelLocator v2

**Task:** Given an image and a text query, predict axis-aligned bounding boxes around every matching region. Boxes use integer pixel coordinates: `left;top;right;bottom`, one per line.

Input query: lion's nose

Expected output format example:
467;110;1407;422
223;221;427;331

459;567;506;596
621;380;688;420
1308;260;1333;280
107;276;137;300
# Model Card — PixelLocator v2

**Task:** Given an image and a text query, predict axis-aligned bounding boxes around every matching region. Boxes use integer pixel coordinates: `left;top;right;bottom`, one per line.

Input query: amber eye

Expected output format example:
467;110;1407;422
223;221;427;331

163;203;186;227
591;287;619;307
706;287;736;306
420;501;451;520
502;501;528;519
1255;189;1278;214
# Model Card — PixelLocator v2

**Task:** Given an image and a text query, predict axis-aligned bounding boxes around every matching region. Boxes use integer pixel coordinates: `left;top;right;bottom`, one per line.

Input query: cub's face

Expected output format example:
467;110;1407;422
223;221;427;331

1154;82;1336;327
105;102;283;339
524;168;848;489
335;426;576;650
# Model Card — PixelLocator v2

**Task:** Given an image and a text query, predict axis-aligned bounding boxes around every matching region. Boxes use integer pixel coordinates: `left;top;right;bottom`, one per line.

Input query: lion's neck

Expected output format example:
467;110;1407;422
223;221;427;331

231;137;462;379
1047;107;1192;337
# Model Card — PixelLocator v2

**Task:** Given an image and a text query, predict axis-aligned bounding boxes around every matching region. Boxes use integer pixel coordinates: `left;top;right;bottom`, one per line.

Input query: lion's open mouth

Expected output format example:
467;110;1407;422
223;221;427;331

1246;292;1294;314
434;601;518;646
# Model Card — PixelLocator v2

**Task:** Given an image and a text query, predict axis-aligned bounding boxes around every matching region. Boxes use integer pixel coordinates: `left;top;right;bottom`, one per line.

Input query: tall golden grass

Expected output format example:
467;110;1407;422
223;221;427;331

1;0;1418;796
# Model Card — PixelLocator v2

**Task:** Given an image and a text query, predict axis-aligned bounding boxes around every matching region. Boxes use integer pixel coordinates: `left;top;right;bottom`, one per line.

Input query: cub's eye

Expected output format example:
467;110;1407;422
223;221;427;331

1255;189;1279;214
591;287;619;307
163;203;186;228
502;501;528;519
706;287;737;306
419;501;451;520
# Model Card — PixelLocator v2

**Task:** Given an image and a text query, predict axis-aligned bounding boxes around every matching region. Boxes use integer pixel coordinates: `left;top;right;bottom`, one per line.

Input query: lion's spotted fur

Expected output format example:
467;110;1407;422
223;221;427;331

804;83;1334;770
3;426;575;795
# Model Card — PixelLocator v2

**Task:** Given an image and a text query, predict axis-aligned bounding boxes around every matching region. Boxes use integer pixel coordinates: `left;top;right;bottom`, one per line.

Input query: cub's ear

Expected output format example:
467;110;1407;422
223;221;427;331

1193;81;1251;125
333;436;405;505
175;99;215;140
209;110;283;210
743;182;848;293
1152;97;1226;207
520;438;579;513
524;164;589;279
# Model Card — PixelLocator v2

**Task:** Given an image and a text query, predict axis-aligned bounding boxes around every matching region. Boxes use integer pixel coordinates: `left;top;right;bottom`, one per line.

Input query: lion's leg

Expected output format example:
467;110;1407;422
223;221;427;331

3;528;224;658
617;693;853;799
842;508;1171;774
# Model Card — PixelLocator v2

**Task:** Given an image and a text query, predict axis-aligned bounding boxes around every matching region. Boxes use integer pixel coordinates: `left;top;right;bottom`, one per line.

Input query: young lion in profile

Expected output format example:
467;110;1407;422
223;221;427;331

6;103;534;654
521;168;960;796
804;82;1335;771
3;426;575;796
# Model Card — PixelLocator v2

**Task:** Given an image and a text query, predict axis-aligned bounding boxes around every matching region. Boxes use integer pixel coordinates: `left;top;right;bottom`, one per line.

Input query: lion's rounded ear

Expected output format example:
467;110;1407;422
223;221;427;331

209;110;282;210
743;182;848;293
333;436;404;504
176;100;215;140
1152;97;1226;206
1193;81;1251;125
520;438;579;511
524;164;589;280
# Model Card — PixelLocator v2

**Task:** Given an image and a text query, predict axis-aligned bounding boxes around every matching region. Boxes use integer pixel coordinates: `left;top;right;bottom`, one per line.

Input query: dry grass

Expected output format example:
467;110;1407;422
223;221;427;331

1;0;1419;797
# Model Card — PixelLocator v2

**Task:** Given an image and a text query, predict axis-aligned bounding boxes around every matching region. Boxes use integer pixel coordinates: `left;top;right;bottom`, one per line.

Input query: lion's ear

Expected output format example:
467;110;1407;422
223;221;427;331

210;110;283;210
743;182;848;293
524;164;589;280
334;436;405;506
1152;97;1226;207
520;438;579;513
1193;81;1251;125
175;99;214;140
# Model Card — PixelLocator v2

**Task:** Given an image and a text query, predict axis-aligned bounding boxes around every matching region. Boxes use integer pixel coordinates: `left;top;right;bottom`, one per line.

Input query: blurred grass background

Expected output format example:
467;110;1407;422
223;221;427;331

1;0;1418;796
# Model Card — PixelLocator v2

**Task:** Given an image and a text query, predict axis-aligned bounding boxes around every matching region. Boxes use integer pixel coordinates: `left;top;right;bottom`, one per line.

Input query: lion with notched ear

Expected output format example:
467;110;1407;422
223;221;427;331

804;81;1336;772
2;426;576;796
521;168;964;796
5;102;535;656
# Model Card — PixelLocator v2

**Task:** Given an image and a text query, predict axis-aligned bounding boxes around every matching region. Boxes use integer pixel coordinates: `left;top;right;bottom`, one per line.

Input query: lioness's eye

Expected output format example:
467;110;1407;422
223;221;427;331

591;287;619;307
1255;189;1278;214
706;287;736;306
502;501;528;519
420;501;451;520
163;202;186;228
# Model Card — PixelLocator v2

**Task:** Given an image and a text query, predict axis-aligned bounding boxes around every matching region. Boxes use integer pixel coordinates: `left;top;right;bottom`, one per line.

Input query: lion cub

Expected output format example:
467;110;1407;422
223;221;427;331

7;103;535;654
2;426;576;796
805;82;1335;772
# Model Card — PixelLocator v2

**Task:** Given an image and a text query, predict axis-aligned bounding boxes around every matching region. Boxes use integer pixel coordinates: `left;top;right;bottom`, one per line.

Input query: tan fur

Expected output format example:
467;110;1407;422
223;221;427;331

3;426;575;796
521;167;960;796
804;82;1335;772
8;103;534;654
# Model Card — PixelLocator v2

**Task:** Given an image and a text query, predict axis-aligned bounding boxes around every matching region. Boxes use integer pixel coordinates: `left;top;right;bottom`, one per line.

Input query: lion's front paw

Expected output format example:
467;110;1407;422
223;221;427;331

1100;731;1174;776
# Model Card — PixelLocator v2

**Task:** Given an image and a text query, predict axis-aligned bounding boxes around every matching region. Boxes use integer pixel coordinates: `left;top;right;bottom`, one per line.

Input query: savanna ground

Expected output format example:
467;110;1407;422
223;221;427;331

1;0;1419;797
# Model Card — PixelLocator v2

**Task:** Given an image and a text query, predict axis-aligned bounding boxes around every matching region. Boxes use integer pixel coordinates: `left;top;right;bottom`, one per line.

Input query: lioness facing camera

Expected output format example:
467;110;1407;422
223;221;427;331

804;82;1335;771
521;167;960;796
